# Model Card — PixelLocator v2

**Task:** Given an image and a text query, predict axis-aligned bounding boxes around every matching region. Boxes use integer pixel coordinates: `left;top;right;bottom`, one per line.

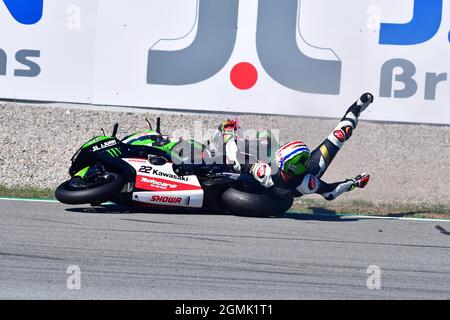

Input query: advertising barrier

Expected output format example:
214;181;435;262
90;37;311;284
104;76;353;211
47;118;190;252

1;0;449;124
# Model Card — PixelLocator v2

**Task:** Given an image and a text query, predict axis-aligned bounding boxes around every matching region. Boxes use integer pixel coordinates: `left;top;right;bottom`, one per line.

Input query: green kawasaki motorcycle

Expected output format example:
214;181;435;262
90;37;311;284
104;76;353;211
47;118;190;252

55;118;293;216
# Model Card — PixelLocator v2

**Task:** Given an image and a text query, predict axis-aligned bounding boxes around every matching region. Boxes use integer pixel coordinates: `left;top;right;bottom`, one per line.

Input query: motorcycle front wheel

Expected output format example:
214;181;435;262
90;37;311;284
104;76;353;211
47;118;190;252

55;173;125;205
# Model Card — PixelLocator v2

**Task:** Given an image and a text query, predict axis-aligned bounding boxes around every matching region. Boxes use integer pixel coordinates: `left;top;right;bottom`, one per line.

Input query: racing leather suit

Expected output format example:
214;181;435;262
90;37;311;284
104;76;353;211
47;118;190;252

250;93;373;200
210;125;243;172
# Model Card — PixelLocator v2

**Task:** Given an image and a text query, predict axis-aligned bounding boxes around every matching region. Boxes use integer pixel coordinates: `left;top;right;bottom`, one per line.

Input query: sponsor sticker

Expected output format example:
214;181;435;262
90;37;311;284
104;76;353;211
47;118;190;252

137;176;178;191
92;139;117;152
128;158;147;163
150;195;185;204
152;168;188;181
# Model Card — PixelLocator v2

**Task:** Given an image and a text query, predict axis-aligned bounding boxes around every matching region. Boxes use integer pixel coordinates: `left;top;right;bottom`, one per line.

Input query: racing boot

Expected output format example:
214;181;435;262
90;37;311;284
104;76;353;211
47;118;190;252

348;92;374;118
329;93;374;147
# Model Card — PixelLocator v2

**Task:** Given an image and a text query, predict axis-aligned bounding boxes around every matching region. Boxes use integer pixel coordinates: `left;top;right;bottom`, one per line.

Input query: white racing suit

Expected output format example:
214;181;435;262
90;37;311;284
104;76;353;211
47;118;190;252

210;127;243;172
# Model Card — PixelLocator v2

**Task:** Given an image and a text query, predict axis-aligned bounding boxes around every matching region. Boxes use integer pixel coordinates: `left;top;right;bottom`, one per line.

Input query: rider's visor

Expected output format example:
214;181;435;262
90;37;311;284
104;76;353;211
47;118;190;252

223;123;235;129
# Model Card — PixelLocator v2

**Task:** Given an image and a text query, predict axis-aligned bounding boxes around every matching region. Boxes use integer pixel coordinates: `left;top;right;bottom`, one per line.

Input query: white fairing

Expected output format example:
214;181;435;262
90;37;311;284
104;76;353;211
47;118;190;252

123;158;204;208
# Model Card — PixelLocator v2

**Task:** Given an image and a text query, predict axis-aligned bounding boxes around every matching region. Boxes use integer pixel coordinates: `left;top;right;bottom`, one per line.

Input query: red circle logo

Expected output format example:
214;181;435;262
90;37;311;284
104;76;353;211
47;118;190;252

230;62;258;90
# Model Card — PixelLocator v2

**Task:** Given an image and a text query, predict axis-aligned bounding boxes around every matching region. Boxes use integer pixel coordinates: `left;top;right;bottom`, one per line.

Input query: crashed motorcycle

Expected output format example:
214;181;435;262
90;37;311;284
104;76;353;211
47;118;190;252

55;119;292;216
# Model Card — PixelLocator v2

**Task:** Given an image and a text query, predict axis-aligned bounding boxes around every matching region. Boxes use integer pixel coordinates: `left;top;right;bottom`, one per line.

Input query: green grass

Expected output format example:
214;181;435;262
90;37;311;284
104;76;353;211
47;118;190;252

291;198;450;219
1;185;449;219
0;185;55;199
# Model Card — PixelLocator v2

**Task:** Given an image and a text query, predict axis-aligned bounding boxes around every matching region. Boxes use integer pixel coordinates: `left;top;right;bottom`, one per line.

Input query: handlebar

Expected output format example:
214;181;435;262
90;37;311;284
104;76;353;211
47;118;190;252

112;123;119;137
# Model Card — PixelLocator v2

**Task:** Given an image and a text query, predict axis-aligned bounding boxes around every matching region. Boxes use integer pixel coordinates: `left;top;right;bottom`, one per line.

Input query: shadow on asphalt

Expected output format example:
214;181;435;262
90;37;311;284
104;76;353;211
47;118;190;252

65;204;361;222
386;211;430;217
65;204;217;215
281;211;360;222
436;225;450;235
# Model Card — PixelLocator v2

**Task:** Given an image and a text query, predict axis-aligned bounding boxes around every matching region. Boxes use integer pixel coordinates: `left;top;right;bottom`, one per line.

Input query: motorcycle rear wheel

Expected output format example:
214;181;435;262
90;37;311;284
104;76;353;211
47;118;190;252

219;187;293;217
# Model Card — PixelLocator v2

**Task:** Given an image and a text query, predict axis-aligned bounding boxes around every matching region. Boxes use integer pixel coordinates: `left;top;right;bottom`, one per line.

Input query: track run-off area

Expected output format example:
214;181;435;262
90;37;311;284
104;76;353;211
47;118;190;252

1;198;450;299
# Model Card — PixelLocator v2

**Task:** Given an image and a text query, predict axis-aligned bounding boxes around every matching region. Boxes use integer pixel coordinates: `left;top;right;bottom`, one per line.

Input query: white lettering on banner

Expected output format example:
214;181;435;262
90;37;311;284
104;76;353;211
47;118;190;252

1;0;449;124
366;5;381;31
66;5;82;30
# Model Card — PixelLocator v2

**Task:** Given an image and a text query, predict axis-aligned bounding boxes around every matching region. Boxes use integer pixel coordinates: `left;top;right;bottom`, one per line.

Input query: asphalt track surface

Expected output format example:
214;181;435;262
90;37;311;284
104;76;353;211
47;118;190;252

1;199;450;300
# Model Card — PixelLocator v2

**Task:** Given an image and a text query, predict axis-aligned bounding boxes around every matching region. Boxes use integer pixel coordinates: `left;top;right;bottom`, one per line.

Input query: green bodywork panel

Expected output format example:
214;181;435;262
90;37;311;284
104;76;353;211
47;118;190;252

126;131;184;152
74;166;90;178
82;136;111;149
129;139;154;146
106;147;122;157
78;130;205;162
126;130;156;140
124;130;205;162
127;130;161;146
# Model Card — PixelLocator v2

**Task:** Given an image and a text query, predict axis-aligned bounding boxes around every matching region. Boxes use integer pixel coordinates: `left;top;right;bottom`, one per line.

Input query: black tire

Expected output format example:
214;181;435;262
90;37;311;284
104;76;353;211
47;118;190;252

55;173;125;205
219;187;293;217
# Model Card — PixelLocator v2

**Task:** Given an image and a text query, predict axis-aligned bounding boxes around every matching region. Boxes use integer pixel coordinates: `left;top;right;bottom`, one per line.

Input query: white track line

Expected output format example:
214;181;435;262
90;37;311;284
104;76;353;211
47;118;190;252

300;212;450;223
0;197;58;203
1;197;449;223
